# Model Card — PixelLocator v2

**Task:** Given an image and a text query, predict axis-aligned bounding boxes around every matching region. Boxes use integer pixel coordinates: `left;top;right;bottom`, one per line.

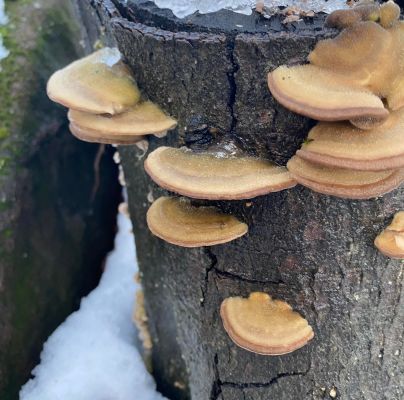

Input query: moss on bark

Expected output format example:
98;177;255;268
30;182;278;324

0;1;121;398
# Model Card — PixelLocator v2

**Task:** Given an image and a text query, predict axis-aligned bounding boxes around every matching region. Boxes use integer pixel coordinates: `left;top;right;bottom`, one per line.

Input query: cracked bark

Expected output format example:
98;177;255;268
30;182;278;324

76;1;404;400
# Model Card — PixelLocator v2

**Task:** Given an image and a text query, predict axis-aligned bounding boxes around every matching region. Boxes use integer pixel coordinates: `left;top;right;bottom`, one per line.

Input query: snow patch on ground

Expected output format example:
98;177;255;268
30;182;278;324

0;0;9;63
153;0;348;18
20;210;166;400
0;0;7;24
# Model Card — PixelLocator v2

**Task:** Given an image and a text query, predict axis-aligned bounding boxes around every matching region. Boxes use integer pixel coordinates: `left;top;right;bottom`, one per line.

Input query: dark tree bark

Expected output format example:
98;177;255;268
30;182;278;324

76;1;404;399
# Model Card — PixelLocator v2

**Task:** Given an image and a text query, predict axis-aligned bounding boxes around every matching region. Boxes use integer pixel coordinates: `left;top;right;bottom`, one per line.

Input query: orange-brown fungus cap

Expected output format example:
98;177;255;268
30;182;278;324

146;196;248;247
387;71;404;111
220;292;314;355
325;4;380;29
268;65;388;124
287;156;404;199
69;123;145;145
297;109;404;171
47;47;140;114
380;0;400;28
375;211;404;258
311;14;404;121
269;6;404;127
309;22;393;95
68;101;177;141
144;146;296;200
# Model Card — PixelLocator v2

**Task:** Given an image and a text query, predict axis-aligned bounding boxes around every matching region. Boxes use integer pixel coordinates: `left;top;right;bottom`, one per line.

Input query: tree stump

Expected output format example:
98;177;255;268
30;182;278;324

76;1;404;399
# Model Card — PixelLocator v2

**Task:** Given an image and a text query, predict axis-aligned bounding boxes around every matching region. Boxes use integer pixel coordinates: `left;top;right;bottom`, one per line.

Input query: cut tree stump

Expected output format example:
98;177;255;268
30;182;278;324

76;1;404;399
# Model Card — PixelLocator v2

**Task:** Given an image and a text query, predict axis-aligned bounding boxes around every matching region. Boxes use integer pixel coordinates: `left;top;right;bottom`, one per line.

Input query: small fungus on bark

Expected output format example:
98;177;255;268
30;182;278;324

297;109;404;171
220;292;314;356
375;211;404;258
47;47;140;115
287;156;404;199
144;146;296;200
67;101;177;144
146;196;248;247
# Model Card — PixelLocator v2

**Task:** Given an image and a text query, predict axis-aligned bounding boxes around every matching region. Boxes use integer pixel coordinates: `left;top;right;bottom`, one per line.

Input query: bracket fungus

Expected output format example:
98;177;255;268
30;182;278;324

67;101;177;144
268;65;388;128
146;196;248;247
47;48;178;145
297;109;404;171
47;47;140;115
268;1;404;130
220;292;314;356
287;156;404;200
144;146;296;200
375;211;404;258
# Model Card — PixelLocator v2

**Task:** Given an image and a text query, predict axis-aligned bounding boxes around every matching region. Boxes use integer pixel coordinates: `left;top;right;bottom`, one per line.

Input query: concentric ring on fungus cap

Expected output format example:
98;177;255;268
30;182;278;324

220;292;314;355
68;101;177;139
69;123;146;145
144;146;296;200
297;109;404;171
146;196;248;247
47;47;140;115
287;156;404;199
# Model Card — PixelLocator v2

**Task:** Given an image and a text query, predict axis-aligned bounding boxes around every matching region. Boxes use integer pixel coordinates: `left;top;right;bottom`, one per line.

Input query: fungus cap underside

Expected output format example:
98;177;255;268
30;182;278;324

68;101;177;136
69;123;146;145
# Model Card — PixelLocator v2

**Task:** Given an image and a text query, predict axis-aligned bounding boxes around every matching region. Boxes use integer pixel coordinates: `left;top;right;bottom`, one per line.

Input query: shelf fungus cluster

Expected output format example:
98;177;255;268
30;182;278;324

220;292;314;355
144;146;296;247
47;47;177;145
375;211;404;258
268;1;404;199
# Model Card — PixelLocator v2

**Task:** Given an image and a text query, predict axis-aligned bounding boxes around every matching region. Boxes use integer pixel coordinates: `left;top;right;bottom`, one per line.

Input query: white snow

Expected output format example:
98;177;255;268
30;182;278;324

153;0;348;18
0;0;7;24
96;47;122;67
0;0;9;63
20;206;166;400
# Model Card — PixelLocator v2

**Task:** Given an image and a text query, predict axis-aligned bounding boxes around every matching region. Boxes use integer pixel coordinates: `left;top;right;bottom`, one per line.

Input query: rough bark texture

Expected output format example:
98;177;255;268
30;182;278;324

78;1;404;399
0;1;121;398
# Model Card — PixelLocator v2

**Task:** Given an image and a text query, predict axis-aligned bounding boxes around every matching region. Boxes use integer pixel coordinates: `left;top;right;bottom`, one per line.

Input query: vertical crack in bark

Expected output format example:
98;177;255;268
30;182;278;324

201;248;218;307
210;353;223;400
225;34;239;137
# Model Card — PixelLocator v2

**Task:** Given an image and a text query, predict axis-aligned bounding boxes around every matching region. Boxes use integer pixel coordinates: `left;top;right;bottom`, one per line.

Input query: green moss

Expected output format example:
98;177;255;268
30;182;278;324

0;0;81;175
0;2;87;397
1;228;13;238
